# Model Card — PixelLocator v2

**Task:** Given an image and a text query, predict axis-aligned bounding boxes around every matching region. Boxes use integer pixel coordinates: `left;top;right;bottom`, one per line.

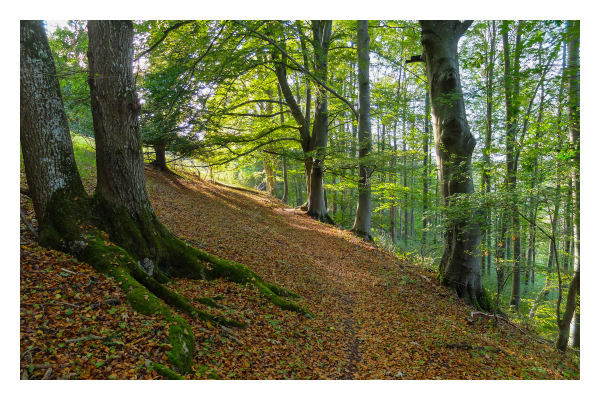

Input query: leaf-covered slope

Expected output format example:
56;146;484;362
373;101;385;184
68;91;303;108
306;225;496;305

145;168;579;380
20;165;580;379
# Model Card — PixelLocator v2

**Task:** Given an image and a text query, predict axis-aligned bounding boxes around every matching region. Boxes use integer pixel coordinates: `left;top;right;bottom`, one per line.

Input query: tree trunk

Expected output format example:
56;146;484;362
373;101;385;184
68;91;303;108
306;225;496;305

483;20;496;279
351;20;372;240
21;20;309;375
419;20;487;309
422;87;430;245
503;20;523;312
20;20;86;227
151;142;169;172
263;158;277;197
557;19;580;353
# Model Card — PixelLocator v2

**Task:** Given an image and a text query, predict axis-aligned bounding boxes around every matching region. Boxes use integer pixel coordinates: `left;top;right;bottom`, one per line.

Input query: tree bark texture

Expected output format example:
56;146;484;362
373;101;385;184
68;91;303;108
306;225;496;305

20;20;87;225
351;20;372;239
558;19;580;352
87;21;150;217
419;20;487;309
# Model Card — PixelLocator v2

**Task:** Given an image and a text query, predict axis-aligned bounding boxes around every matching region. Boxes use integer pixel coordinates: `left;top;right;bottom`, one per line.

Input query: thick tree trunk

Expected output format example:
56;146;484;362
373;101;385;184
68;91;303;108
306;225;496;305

351;20;372;240
20;20;87;227
419;20;487;309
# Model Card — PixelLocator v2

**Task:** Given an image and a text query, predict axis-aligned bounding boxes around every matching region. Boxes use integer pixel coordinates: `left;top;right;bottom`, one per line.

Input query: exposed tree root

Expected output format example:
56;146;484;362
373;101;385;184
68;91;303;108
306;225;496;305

35;189;312;373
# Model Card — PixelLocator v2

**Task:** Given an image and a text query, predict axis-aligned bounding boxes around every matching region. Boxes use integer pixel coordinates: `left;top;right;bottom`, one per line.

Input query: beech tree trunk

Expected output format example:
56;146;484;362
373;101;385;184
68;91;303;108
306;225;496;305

351;20;372;240
20;20;87;227
558;20;580;352
503;20;523;312
422;87;430;245
419;20;488;309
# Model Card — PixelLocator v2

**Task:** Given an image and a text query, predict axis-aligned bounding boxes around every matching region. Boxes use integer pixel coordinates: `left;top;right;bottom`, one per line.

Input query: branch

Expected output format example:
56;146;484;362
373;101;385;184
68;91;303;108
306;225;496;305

405;55;424;64
135;21;195;61
458;20;474;37
233;20;358;120
227;99;290;111
20;187;30;197
20;207;38;238
222;111;289;118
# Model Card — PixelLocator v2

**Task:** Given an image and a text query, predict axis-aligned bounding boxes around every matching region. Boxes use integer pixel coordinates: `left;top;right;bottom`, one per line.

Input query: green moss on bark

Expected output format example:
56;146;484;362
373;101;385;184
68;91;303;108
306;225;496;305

149;362;186;380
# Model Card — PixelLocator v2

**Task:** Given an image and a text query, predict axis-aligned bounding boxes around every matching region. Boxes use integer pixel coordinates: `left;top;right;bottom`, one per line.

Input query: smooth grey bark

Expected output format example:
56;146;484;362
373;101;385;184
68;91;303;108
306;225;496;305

20;20;87;225
559;19;580;352
272;21;333;223
419;20;487;308
502;20;523;312
482;21;496;276
422;87;430;245
351;20;372;240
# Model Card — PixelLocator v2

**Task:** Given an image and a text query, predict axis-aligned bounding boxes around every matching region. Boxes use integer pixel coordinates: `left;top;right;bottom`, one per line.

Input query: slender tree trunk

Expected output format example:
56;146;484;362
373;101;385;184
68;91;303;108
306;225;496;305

352;20;372;239
483;20;496;278
558;20;580;352
502;20;523;312
418;20;487;308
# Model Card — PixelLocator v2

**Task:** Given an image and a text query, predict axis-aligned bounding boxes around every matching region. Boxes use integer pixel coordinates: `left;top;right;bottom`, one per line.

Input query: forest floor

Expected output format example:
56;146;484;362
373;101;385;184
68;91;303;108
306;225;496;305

19;164;580;380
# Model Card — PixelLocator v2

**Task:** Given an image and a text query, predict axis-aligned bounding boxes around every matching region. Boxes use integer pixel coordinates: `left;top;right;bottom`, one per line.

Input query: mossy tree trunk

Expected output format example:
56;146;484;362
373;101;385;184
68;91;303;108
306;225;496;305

418;20;488;310
21;20;310;375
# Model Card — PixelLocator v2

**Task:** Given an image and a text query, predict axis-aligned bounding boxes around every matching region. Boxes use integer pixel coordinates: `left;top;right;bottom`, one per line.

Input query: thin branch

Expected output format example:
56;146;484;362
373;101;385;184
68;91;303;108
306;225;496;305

135;21;195;61
233;20;359;120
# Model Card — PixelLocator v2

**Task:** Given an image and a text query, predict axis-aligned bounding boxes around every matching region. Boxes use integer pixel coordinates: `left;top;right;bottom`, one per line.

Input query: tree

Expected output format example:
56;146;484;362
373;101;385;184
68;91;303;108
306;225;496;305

351;20;373;240
416;20;488;309
21;20;308;375
557;19;580;353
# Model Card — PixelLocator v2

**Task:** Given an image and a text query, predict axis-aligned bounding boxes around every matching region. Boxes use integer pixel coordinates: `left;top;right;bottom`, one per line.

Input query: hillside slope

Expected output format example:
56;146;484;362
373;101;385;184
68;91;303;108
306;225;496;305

20;165;580;379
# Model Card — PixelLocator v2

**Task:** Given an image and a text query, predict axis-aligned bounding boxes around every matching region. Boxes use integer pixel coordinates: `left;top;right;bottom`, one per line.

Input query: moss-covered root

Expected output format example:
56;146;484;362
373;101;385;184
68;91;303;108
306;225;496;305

148;362;186;380
197;250;312;317
79;245;195;373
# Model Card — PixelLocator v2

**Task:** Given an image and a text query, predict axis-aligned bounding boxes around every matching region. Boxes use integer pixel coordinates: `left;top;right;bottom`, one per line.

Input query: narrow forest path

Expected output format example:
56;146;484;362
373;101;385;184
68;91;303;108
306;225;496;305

19;166;580;380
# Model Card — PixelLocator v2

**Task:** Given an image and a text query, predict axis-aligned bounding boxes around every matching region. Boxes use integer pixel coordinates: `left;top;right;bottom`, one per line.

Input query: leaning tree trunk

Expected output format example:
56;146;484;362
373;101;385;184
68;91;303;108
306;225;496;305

351;20;372;240
418;20;488;309
305;20;334;224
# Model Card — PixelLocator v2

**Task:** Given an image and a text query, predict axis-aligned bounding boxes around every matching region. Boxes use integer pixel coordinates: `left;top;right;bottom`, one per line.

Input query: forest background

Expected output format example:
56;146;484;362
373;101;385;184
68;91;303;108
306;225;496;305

11;0;594;394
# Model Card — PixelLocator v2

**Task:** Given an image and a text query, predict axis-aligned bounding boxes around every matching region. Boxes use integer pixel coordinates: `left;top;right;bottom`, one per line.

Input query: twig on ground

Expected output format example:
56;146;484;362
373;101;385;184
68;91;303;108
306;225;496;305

42;368;53;380
20;207;38;238
470;311;526;334
65;335;105;343
90;297;121;310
